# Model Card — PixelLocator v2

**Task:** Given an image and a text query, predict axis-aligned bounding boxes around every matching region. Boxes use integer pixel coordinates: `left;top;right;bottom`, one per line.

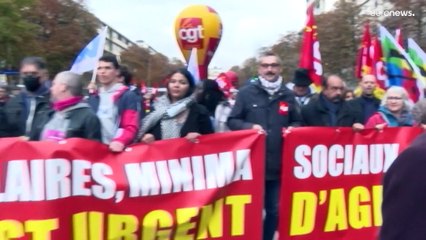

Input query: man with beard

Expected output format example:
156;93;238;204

227;51;303;240
4;57;51;139
301;74;363;128
349;74;380;124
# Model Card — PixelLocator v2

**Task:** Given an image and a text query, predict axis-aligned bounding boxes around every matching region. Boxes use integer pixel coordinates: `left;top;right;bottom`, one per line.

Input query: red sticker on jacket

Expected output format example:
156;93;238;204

279;101;288;115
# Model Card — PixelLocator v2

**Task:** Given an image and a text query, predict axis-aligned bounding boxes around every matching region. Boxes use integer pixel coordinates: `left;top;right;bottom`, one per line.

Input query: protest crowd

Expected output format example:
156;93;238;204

1;49;426;239
2;2;426;240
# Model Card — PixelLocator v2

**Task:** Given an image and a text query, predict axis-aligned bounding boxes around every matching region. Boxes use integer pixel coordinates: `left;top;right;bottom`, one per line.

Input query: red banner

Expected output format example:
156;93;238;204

0;130;264;240
279;127;422;240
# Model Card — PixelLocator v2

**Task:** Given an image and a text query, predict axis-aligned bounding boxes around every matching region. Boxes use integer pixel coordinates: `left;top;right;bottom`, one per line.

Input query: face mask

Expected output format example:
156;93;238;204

23;76;41;92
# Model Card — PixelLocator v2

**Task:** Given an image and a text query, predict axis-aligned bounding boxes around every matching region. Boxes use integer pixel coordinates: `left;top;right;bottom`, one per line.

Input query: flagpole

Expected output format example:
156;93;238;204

90;62;99;84
91;26;108;84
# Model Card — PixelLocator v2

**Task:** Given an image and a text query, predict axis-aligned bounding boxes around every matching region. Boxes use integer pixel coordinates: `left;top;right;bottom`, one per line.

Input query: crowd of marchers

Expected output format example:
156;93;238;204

1;52;426;240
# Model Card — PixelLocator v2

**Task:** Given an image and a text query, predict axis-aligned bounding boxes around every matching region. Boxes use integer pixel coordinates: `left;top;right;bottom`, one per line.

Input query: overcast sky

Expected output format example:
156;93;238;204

85;0;307;70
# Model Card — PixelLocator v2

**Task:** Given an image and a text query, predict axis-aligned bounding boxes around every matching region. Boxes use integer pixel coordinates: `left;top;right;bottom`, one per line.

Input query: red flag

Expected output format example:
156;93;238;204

371;36;387;89
395;28;403;47
355;22;373;78
299;1;322;90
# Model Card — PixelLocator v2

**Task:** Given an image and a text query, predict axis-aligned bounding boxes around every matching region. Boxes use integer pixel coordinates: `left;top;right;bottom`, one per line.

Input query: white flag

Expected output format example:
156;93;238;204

70;27;108;74
187;48;200;85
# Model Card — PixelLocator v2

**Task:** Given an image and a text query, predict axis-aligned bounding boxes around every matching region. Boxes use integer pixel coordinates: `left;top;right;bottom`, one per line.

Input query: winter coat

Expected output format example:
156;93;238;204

38;102;102;142
227;81;303;180
146;103;214;140
0;101;9;137
301;94;360;126
87;86;139;145
3;87;51;139
348;96;380;124
380;132;426;240
365;106;414;128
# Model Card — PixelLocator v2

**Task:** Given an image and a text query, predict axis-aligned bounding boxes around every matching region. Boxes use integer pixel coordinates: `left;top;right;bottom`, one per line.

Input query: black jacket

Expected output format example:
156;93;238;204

36;102;102;142
227;81;303;180
147;103;214;140
301;94;360;126
0;101;9;137
4;89;51;139
380;133;426;240
348;96;380;124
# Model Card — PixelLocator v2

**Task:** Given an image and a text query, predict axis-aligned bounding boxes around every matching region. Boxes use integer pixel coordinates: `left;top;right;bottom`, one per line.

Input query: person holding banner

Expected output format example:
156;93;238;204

4;56;51;140
38;71;102;142
301;74;363;129
365;86;414;129
227;51;303;240
137;68;213;143
87;55;140;152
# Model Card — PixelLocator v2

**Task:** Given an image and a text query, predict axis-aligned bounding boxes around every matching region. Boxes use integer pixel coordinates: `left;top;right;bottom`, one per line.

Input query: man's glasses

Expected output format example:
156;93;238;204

260;63;280;68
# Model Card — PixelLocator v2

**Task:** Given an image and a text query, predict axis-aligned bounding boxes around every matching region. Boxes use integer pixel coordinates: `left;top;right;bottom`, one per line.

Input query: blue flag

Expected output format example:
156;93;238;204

70;27;107;74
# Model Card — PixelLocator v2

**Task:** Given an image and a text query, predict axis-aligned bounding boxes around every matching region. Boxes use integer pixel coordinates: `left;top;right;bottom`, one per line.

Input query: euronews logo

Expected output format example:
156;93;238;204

369;10;415;17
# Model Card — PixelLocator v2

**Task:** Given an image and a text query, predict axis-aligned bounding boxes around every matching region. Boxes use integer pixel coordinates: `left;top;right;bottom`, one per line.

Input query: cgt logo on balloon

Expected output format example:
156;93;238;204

178;18;204;47
175;5;223;79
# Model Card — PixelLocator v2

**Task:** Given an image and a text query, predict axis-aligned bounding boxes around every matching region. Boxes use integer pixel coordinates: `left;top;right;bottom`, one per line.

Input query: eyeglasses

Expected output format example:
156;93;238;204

260;63;280;68
387;96;403;101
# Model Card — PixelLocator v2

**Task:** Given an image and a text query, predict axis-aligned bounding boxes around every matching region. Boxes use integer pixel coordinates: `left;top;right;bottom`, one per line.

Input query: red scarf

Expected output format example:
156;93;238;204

53;96;83;111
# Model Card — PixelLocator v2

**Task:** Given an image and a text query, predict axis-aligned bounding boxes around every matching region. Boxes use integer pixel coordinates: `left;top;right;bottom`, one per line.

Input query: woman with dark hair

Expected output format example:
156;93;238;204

137;68;213;143
197;79;225;117
343;88;355;101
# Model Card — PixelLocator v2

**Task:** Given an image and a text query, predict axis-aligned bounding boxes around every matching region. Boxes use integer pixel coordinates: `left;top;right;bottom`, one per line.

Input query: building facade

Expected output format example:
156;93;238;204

97;20;137;58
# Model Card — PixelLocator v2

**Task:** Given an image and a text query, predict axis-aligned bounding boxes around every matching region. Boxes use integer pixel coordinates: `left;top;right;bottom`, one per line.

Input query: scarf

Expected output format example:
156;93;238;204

320;94;342;126
258;76;283;95
53;96;83;111
138;95;194;140
378;106;414;127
